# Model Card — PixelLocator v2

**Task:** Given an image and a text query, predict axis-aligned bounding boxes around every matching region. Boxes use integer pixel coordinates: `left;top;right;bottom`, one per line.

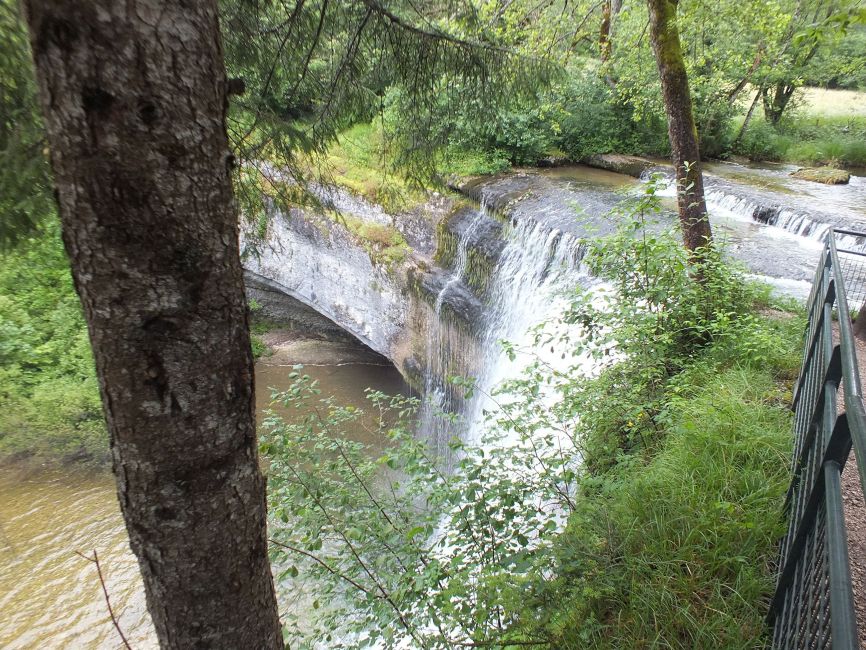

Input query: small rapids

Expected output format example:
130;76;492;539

650;163;866;253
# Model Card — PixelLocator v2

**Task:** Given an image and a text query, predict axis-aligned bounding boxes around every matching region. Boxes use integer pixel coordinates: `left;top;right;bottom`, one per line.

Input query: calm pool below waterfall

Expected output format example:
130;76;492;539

0;356;409;649
2;161;864;648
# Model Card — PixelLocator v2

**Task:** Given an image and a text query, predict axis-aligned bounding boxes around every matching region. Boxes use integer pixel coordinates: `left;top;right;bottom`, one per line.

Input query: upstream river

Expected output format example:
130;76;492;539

2;160;865;648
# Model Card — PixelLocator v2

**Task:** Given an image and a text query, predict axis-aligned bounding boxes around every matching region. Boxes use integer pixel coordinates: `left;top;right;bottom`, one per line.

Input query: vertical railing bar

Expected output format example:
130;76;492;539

824;460;859;649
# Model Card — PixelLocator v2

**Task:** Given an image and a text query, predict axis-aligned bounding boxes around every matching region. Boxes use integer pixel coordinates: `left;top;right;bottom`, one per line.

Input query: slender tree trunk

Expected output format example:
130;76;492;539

727;50;762;103
599;0;612;61
23;2;283;647
733;88;762;149
647;0;712;253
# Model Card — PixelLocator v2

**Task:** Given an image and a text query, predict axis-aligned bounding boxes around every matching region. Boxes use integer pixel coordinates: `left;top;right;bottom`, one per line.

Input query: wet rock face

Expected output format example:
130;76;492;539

417;268;484;328
753;205;780;225
449;208;505;261
243;207;411;365
242;195;484;391
245;271;360;343
396;193;454;255
791;167;851;185
456;174;536;214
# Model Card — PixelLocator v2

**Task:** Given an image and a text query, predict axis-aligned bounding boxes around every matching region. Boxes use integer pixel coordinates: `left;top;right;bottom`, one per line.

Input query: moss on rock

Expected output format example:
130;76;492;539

790;167;851;184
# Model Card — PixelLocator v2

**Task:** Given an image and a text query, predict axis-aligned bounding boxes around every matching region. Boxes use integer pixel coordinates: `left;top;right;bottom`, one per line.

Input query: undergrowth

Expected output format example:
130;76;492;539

0;220;106;462
733;114;866;168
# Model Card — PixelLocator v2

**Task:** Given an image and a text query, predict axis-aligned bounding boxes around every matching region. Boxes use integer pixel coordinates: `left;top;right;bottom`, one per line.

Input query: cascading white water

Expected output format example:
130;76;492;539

420;212;486;456
422;205;601;452
649;171;866;253
466;218;595;444
434;213;485;314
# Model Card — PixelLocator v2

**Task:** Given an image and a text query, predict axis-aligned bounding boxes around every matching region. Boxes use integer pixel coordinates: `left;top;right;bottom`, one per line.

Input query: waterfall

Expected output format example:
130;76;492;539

466;218;593;443
422;205;599;453
420;212;486;457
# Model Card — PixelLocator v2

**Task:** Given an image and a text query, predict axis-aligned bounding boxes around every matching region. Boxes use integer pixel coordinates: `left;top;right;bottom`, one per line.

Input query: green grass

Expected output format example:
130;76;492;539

799;87;866;118
733;87;866;168
438;146;512;177
536;310;803;649
321;123;429;212
323;123;512;199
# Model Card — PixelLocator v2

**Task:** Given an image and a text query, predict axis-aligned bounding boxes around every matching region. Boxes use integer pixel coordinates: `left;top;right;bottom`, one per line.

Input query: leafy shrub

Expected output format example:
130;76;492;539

441;146;512;176
735;119;786;161
734;114;866;166
0;220;108;462
555;71;669;160
449;100;555;165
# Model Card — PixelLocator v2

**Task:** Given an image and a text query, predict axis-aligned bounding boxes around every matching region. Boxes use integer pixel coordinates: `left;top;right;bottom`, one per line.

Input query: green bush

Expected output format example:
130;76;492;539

543;364;794;649
450;100;555;165
555;72;670;160
735;119;786;161
0;220;108;462
733;115;866;167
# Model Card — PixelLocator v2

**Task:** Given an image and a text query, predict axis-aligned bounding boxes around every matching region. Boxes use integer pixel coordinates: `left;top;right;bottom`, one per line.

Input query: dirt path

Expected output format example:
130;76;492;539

842;333;866;646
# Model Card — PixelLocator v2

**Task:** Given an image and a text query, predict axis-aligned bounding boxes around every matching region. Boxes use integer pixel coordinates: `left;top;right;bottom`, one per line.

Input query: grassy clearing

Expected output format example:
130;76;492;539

799;87;866;118
734;87;866;168
321;123;429;212
323;123;512;201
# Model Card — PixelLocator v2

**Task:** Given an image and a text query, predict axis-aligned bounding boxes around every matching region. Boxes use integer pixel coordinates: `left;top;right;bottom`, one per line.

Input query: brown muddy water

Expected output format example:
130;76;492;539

0;343;409;649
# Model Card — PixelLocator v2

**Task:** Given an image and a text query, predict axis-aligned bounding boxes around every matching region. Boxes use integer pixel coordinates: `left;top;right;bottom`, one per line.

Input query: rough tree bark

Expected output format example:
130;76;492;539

647;0;712;253
23;1;283;647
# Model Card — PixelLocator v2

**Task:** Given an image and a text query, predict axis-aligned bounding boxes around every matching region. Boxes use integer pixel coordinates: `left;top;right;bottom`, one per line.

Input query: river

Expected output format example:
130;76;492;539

2;160;864;648
0;350;409;649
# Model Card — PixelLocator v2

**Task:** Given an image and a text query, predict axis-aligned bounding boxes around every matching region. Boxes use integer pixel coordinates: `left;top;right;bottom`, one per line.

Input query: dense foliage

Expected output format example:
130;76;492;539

0;221;105;461
0;0;54;248
262;186;804;648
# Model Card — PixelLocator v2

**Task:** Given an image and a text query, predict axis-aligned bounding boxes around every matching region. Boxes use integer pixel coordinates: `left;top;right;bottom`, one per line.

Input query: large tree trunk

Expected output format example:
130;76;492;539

647;0;712;253
23;1;283;647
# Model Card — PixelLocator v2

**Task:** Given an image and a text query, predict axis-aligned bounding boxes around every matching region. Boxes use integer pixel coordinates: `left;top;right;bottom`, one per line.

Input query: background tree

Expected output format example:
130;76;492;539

647;0;711;252
22;1;283;647
0;0;52;248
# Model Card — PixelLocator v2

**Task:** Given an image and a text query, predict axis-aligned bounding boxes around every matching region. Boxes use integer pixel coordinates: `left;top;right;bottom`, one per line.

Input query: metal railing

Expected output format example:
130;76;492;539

768;228;866;649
